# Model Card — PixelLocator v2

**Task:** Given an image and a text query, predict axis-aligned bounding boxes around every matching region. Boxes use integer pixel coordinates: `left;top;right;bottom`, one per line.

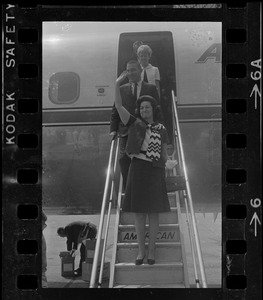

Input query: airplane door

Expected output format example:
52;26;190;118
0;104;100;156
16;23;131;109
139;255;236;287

118;31;176;143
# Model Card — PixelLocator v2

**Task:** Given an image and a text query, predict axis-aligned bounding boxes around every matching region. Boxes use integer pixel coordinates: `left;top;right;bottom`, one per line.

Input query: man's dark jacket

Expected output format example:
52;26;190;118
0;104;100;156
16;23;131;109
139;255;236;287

64;221;97;251
110;81;159;136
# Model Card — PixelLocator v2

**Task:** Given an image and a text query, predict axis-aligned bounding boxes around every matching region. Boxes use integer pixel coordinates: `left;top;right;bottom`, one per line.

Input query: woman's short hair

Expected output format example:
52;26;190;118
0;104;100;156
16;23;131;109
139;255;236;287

136;95;162;122
137;44;152;57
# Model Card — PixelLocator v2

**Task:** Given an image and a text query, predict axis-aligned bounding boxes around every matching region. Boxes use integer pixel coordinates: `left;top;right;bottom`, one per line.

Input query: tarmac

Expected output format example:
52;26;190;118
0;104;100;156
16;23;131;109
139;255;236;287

44;210;221;288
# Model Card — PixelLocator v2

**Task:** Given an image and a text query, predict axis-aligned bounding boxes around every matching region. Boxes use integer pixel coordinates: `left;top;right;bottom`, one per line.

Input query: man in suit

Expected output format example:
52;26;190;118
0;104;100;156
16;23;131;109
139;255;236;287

57;221;97;276
110;60;160;188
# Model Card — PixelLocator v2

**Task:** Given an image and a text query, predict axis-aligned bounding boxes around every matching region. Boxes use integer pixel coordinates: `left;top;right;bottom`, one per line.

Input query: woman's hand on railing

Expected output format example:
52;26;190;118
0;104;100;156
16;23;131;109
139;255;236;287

110;131;117;140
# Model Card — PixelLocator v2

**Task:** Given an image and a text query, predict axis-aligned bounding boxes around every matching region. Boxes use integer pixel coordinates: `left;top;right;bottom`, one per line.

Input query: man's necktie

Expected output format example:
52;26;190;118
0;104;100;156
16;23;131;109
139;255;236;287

143;69;148;83
133;82;137;100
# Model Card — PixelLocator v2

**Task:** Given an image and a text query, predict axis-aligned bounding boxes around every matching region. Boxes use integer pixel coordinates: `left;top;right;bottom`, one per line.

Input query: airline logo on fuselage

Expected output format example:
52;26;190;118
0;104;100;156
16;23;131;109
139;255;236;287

196;43;221;63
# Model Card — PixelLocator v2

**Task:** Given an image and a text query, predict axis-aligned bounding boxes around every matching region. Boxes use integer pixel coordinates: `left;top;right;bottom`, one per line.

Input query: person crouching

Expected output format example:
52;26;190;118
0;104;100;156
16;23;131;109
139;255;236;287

57;221;97;276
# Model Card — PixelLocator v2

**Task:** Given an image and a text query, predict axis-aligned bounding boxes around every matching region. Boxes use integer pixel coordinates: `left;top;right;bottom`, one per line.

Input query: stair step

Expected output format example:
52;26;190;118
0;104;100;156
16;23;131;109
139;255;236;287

114;262;184;285
120;208;178;225
118;224;180;243
168;192;178;207
114;283;186;288
116;242;182;263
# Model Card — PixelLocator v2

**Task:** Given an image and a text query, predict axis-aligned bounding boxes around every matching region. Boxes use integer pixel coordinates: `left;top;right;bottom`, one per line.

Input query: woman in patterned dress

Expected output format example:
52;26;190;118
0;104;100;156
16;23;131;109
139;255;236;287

115;71;170;265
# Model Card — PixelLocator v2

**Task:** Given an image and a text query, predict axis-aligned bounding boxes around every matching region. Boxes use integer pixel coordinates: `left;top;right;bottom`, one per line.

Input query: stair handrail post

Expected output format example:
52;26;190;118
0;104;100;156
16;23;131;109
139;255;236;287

182;190;201;288
171;90;208;288
172;103;200;288
97;137;120;287
109;174;123;287
89;136;117;288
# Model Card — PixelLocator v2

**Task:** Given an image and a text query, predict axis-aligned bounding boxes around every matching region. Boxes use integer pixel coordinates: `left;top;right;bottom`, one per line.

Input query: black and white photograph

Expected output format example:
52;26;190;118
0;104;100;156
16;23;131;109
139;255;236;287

2;3;261;299
42;20;222;288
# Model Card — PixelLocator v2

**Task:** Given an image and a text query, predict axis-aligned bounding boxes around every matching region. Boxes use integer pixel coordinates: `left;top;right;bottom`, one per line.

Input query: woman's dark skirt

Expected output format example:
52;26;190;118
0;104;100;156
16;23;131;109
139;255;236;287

122;157;170;213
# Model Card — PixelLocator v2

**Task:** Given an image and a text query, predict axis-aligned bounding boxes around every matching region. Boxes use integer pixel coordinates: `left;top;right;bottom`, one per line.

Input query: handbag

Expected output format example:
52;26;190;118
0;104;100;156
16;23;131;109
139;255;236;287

165;175;186;192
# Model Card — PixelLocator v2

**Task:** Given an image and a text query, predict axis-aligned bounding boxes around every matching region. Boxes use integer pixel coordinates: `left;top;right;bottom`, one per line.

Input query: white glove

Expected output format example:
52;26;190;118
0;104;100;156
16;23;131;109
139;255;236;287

110;131;117;140
165;159;177;170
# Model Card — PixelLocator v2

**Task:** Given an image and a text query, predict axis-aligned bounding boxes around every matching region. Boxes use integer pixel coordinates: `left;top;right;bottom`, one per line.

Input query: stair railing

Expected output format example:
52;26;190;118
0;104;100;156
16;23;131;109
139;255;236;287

97;136;120;287
173;120;200;288
181;189;201;288
171;90;208;288
90;136;119;288
108;172;123;287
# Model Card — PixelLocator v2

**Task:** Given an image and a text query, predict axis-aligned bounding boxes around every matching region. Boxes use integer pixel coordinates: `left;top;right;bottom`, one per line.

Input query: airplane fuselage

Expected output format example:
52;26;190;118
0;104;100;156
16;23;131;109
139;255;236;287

42;21;222;214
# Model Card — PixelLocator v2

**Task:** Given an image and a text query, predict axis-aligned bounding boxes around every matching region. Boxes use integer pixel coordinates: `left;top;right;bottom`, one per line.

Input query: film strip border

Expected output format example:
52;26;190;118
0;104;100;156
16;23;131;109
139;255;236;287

3;3;42;298
2;3;261;299
223;2;261;300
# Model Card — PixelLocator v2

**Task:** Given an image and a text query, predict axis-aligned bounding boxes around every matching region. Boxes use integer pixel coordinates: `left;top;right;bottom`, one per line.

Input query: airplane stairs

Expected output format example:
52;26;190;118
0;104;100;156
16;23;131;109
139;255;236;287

109;191;190;288
91;92;207;288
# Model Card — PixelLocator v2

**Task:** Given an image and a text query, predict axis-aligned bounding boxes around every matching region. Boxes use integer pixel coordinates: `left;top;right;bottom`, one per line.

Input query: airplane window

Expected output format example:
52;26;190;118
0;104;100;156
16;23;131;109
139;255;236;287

49;72;80;104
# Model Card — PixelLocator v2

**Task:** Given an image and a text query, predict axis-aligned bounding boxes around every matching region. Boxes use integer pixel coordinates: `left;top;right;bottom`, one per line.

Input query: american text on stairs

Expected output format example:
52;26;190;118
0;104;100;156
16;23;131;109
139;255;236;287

122;231;176;241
